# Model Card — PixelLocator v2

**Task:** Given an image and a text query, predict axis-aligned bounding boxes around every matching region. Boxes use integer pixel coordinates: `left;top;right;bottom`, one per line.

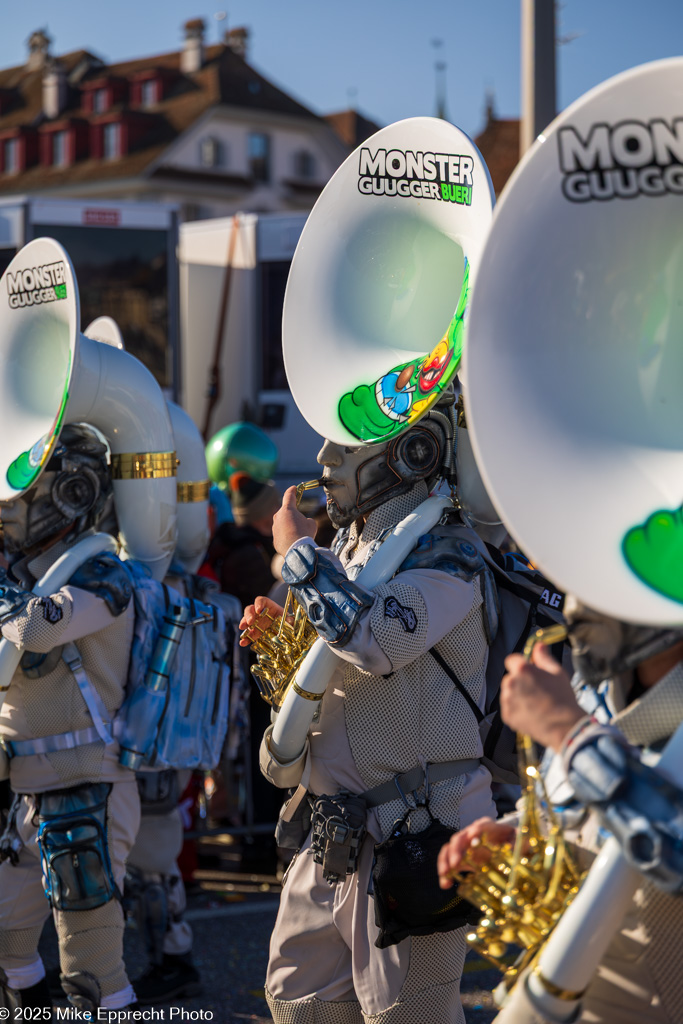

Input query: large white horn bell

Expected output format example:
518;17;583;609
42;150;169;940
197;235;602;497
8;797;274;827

465;58;683;625
283;117;494;445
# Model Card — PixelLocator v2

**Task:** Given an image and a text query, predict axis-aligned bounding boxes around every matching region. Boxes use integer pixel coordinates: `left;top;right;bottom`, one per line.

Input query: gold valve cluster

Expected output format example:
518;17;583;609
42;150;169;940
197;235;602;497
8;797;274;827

454;624;584;993
240;479;322;709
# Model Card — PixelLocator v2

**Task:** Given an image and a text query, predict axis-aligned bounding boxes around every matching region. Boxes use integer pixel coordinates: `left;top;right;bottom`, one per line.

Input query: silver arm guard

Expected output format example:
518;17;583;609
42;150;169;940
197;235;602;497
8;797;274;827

281;544;373;648
565;726;683;892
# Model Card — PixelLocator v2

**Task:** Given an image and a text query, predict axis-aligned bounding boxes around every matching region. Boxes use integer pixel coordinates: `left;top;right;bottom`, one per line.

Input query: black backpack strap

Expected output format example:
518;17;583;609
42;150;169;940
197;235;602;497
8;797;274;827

429;647;484;724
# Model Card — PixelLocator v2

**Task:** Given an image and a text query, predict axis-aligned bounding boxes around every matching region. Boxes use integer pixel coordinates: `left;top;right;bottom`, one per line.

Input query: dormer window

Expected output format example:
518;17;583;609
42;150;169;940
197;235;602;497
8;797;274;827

141;79;158;108
293;149;315;180
248;132;270;183
3;138;18;174
53;130;68;167
93;88;108;114
103;122;120;160
200;136;223;168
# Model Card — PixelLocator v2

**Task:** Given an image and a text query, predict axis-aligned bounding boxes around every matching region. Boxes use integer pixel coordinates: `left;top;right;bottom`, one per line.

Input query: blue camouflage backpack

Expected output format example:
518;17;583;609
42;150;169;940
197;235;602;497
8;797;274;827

113;560;230;771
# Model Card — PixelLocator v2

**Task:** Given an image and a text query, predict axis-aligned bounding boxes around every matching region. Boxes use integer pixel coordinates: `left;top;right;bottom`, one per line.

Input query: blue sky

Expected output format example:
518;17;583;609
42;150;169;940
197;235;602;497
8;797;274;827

2;1;682;139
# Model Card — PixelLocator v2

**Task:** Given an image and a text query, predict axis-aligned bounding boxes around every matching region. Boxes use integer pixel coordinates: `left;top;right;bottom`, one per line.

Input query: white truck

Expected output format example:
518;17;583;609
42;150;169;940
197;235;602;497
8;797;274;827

178;212;323;487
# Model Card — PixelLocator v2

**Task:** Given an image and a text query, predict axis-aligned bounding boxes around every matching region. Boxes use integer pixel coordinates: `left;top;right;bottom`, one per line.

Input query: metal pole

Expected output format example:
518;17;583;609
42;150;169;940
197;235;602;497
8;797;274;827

520;0;557;154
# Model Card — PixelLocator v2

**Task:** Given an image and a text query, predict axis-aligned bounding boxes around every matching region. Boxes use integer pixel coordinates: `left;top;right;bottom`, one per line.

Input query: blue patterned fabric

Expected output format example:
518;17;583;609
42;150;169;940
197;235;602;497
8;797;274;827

70;553;133;616
0;570;32;624
115;561;229;771
282;544;374;648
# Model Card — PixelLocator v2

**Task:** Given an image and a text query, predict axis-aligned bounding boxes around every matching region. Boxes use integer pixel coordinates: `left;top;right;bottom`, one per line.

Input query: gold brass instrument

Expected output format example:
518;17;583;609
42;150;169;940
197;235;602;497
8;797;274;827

240;479;322;709
454;624;584;994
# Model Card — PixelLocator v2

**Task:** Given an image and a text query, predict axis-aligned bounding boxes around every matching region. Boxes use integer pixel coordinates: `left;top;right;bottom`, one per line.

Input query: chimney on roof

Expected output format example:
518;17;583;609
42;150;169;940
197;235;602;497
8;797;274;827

225;27;249;60
43;58;67;118
181;18;205;74
27;29;51;71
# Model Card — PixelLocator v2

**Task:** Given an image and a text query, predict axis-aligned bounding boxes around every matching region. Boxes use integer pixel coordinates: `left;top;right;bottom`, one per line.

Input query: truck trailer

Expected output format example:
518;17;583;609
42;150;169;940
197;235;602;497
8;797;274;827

179;212;322;485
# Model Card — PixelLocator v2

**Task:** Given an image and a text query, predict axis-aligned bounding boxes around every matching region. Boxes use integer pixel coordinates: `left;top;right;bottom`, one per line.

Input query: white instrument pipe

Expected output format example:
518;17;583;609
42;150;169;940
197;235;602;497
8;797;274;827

167;401;210;575
507;718;683;1022
0;531;118;707
269;494;451;763
66;336;176;580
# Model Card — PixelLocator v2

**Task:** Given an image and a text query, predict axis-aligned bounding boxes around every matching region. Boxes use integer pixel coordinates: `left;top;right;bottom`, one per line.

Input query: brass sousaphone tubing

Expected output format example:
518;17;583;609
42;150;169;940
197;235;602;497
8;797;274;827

455;623;583;993
241;479;323;709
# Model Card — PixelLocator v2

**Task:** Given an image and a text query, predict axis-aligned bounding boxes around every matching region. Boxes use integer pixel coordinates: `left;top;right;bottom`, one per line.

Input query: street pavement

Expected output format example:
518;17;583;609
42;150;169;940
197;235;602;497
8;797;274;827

41;833;501;1023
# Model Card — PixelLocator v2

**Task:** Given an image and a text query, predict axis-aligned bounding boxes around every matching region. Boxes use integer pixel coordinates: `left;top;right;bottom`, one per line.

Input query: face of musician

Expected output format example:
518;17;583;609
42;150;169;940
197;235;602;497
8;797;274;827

317;420;443;529
0;471;61;555
0;425;112;557
317;439;381;528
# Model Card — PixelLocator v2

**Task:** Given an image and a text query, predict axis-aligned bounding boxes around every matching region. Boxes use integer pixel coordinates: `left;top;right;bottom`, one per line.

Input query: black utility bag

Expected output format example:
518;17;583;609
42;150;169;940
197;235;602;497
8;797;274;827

371;804;479;949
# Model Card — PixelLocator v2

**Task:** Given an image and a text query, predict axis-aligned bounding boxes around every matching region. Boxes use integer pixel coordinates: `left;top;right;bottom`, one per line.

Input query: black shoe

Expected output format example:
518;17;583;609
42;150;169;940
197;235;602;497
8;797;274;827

5;977;53;1009
45;966;64;999
134;954;202;1006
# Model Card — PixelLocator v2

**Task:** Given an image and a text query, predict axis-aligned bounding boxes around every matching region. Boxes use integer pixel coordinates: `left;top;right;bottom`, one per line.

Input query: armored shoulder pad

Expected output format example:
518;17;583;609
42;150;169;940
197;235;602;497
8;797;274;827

69;552;133;616
399;530;486;580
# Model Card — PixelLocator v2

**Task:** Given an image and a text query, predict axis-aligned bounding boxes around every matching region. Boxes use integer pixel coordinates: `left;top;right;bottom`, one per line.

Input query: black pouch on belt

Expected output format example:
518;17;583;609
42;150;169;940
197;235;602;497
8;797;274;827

275;784;312;852
371;806;480;949
310;791;367;884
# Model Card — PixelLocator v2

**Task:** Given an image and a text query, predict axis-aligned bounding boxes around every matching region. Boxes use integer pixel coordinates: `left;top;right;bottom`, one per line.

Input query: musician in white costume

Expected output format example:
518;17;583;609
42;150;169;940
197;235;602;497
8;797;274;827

0;426;140;1013
438;614;683;1024
242;398;498;1024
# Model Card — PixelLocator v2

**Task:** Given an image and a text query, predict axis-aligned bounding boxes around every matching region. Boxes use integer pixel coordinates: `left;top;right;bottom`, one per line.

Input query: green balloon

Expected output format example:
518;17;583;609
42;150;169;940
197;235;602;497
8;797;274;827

205;422;278;486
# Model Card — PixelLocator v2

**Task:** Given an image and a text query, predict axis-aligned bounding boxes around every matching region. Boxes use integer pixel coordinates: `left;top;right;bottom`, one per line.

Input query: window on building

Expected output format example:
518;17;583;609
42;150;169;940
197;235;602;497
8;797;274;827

141;79;157;108
200;136;223;168
103;122;120;160
248;132;270;183
93;88;108;114
3;138;18;174
183;203;203;221
52;130;68;167
293;149;315;179
33;222;172;388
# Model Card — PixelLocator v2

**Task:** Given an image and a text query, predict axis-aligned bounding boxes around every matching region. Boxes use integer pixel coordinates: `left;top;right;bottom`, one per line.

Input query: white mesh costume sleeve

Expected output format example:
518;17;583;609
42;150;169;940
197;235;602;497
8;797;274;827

1;586;121;652
323;568;476;675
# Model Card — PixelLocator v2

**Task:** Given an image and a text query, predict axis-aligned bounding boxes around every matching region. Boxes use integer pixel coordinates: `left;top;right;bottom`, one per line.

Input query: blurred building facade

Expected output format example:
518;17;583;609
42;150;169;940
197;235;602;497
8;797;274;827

473;93;520;198
0;21;380;221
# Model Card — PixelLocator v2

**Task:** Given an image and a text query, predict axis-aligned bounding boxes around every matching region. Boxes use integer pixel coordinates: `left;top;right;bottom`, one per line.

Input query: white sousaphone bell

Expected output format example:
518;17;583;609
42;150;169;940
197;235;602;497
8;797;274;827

463;57;683;1022
267;117;499;761
0;237;178;580
283;115;500;525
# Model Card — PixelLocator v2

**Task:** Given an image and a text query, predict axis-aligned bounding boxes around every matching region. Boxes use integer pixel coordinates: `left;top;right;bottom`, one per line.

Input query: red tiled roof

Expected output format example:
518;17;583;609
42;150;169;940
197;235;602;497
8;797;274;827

0;39;324;194
324;109;381;149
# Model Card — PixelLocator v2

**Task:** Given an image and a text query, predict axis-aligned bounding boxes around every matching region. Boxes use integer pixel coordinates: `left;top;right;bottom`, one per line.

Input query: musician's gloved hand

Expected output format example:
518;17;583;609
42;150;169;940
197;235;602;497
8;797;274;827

501;643;585;752
272;486;317;557
0;570;32;626
239;596;285;646
437;817;517;889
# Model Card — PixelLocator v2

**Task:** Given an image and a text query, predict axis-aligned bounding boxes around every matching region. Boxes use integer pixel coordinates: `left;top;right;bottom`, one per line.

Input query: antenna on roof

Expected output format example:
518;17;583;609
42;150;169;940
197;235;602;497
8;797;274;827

431;38;447;121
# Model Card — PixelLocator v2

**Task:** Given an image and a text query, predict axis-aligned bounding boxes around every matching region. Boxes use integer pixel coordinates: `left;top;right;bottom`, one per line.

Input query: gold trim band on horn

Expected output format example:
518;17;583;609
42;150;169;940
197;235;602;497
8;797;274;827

532;967;586;1002
292;682;326;702
111;451;178;480
177;480;211;503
